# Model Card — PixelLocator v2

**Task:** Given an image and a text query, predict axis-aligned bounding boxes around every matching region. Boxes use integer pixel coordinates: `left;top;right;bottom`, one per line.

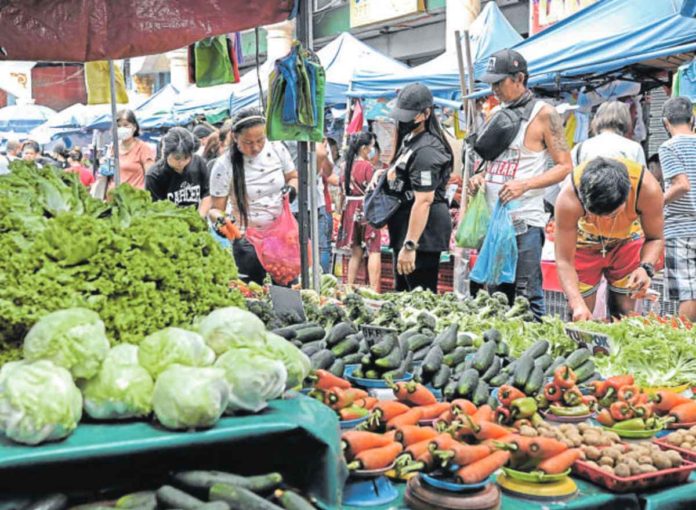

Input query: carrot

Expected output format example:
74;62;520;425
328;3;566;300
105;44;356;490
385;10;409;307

391;380;438;406
428;433;460;453
462;415;511;441
498;385;526;407
472;404;495;423
314;369;351;390
669;401;696;423
434;443;493;467
652;391;693;413
417;402;452;420
341;431;395;458
326;387;368;409
394;425;439;446
606;375;634;391
386;408;423;430
494;435;568;460
398;450;436;476
383;430;397;442
396;438;435;466
354;397;379;410
346;442;404;471
366;401;411;429
537;448;582;474
451;399;478;416
435;409;455;432
339;406;370;421
455;450;510;484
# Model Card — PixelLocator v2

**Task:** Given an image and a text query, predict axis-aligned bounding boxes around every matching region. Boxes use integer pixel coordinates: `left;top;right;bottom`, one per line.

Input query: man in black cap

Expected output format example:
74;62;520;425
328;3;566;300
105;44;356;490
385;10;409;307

192;123;216;157
469;48;572;320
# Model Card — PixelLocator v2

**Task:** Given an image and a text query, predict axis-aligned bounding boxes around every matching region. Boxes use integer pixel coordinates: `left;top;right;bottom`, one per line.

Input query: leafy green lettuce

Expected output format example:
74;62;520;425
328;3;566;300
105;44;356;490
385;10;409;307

198;307;267;355
138;328;215;378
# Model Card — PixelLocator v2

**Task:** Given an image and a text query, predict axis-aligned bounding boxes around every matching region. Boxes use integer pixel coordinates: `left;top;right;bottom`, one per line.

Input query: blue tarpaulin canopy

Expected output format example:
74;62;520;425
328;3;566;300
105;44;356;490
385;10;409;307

348;2;522;100
135;84;180;129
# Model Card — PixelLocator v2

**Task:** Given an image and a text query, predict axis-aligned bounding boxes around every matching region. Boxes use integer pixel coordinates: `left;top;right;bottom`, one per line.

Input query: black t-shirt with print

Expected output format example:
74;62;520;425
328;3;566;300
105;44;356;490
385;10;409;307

387;131;453;253
146;154;210;208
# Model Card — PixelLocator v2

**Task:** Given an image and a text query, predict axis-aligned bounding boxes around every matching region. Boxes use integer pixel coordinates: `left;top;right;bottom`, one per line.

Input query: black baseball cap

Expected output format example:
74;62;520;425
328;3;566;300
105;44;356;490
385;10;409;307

480;49;528;84
192;124;215;139
390;83;434;122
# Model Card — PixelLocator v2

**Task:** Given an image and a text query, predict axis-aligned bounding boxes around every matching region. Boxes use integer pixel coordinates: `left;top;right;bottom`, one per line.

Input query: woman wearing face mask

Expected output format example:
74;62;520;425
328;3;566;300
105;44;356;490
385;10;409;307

113;109;155;189
208;107;298;285
337;132;382;291
146;127;211;217
383;83;454;292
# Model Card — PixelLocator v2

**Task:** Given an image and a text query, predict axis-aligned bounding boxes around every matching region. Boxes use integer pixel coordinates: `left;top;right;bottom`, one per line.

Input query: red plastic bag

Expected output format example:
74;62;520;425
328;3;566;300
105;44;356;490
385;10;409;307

246;195;302;286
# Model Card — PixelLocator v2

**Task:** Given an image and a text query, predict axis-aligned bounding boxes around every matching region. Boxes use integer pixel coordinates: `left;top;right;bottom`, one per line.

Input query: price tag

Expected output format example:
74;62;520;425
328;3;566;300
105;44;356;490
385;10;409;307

270;285;306;323
565;327;611;355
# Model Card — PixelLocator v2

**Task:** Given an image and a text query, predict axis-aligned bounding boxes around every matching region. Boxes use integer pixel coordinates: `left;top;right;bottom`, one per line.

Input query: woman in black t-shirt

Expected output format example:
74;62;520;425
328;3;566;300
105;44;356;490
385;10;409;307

384;83;453;292
146;127;211;217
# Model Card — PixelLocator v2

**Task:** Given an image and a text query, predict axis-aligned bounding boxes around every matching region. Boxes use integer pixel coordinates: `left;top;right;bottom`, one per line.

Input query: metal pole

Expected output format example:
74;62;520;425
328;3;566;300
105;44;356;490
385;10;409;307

309;143;320;291
108;60;121;186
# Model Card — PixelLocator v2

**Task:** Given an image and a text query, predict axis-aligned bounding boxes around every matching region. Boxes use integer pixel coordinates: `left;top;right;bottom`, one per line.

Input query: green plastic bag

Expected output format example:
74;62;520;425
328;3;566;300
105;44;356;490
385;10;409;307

455;189;491;249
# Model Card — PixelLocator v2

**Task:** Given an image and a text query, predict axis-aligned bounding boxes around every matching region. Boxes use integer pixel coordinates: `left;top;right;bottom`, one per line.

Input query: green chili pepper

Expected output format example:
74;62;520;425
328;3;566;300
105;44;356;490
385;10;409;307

535;393;550;410
549;404;590;417
612;417;647;431
510;397;538;419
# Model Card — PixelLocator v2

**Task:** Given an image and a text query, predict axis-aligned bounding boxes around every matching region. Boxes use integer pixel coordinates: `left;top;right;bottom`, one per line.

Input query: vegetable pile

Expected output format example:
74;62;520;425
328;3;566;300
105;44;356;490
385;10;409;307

663;426;696;453
0;163;244;358
537;364;598;418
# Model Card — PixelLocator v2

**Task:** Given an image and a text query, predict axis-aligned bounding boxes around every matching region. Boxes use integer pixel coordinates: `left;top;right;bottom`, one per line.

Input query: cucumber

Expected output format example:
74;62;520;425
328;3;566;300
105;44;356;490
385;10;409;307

407;334;433;352
513;355;534;389
489;371;509;387
472;341;497;372
443;346;469;367
331;336;360;357
371;335;397;357
342;353;364;364
456;368;479;397
358;337;370;354
199;503;232;510
210;484;283;510
352;367;365;378
454;360;468;374
422;345;444;375
364;369;380;379
521;340;550;359
382;351;414;380
300;340;326;356
156;485;204;510
412;345;430;362
544;356;566;377
434;324;459;354
399;329;420;344
457;333;475;347
534;354;554;372
328;358;345;378
496;341;510;357
271;327;296;340
275;489;316;510
432;364;452;389
116;491;156;509
291;340;303;348
463;356;475;371
565;348;592;369
361;353;373;367
481;356;502;382
574;359;596;382
22;494;68;510
375;347;403;369
482;329;502;343
472;379;491;406
443;378;459;400
310;349;335;370
524;363;545;395
294;326;326;343
501;359;518;375
325;322;356;346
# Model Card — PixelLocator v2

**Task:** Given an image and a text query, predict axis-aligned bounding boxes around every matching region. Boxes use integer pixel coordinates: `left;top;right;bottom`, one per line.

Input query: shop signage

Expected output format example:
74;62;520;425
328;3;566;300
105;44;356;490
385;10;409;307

565;326;611;355
349;0;425;29
529;0;598;35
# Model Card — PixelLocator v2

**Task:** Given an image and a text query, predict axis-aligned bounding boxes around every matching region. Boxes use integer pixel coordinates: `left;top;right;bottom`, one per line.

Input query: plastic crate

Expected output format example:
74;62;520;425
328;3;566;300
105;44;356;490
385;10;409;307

654;437;696;463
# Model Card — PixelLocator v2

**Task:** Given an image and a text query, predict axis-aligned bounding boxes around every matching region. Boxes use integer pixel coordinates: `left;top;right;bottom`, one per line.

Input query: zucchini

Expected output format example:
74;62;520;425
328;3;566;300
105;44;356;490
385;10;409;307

407;334;433;352
482;329;502;343
22;494;68;510
456;368;479;397
370;335;397;357
443;346;469;367
574;359;596;382
432;364;452;389
364;369;380;379
489;371;509;387
382;351;414;380
513;355;535;389
521;339;550;359
434;324;459;354
310;349;335;370
300;340;326;356
351;367;364;378
454;360;468;374
481;356;502;382
342;353;363;364
325;322;356;346
156;485;204;510
173;471;280;492
274;489;316;510
443;378;459;400
457;333;475;347
524;363;545;395
328;358;345;378
472;379;491;406
399;329;420;344
294;326;326;343
210;484;283;510
412;345;430;362
501;359;518;375
496;341;510;357
360;353;373;367
565;348;592;369
271;327;296;340
472;341;497;372
534;354;554;372
375;347;403;369
544;356;566;377
199;503;232;510
331;336;360;357
116;491;156;509
422;345;444;375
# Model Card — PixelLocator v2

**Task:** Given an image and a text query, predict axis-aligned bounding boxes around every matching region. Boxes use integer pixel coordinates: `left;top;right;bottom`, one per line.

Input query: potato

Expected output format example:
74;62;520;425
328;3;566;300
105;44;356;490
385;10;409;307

562;438;575;448
639;464;658;474
614;463;632;478
585;460;599;468
596;435;614;447
577;423;590;432
600;465;615;474
603;447;622;461
681;442;694;450
559;424;575;433
585;446;602;461
667;434;683;446
599;456;615;467
652;452;673;471
625;458;640;474
583;435;601;446
569;436;584;448
519;425;538;437
604;431;621;443
540;428;557;438
688;425;696;434
638;441;654;450
665;450;684;467
638;455;654;465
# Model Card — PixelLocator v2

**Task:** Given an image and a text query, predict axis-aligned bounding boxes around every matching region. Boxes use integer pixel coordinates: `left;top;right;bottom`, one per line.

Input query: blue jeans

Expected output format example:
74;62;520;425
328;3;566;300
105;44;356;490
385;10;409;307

318;206;332;274
487;226;546;320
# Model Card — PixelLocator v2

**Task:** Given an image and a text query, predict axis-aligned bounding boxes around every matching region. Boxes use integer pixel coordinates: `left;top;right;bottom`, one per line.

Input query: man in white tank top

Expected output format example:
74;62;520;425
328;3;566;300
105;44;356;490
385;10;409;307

470;49;573;320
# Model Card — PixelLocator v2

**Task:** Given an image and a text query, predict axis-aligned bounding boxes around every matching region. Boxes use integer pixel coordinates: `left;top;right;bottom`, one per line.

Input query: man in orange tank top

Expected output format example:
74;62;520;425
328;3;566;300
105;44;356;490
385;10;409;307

554;157;664;321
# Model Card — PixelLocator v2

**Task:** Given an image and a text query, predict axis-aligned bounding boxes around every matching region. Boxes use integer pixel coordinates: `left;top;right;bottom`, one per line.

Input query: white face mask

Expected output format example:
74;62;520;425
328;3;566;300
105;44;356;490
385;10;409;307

117;126;133;141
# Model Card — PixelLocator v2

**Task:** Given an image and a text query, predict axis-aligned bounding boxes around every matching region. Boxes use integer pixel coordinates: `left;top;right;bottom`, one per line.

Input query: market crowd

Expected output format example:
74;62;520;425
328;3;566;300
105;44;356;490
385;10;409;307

2;49;694;324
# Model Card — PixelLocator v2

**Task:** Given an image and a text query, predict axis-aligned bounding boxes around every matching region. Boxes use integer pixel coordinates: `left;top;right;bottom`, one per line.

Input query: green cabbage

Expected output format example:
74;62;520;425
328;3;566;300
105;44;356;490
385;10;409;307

215;349;287;413
0;360;82;445
23;308;110;380
152;365;229;430
264;333;311;389
81;344;154;420
138;327;215;378
198;307;267;355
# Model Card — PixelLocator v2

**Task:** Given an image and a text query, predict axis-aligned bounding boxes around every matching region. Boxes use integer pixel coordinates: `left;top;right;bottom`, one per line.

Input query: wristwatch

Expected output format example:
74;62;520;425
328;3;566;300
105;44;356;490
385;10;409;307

640;262;655;278
404;240;419;252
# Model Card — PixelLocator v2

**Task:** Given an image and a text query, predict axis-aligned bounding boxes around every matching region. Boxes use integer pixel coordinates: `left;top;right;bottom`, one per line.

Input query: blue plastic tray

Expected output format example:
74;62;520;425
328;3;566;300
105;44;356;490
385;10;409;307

347;372;413;389
340;416;369;430
420;473;492;492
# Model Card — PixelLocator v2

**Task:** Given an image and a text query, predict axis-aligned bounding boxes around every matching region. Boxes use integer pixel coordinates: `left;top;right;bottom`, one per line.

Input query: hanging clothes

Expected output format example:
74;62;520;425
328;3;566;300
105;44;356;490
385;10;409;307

267;42;326;143
346;99;364;135
188;35;240;87
85;61;129;105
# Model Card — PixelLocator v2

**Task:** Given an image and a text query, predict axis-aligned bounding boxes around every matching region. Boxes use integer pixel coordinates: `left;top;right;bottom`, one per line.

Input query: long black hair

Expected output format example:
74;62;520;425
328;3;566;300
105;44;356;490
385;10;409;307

343;132;374;195
391;108;455;169
229;107;266;227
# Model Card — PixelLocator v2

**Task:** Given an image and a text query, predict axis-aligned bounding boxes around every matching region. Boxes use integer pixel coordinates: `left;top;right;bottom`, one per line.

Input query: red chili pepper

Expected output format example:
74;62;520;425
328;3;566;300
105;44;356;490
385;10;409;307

495;406;512;425
588;380;609;398
596;408;615;427
562;387;583;407
498;385;526;408
617;384;641;404
553;365;577;389
543;382;563;402
610;401;634;421
581;395;598;411
632;403;653;419
606;375;634;391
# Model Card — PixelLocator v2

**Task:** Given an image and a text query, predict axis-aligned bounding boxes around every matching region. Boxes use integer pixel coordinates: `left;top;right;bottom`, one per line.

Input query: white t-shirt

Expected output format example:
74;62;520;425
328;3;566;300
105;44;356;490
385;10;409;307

209;141;295;229
571;131;646;167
